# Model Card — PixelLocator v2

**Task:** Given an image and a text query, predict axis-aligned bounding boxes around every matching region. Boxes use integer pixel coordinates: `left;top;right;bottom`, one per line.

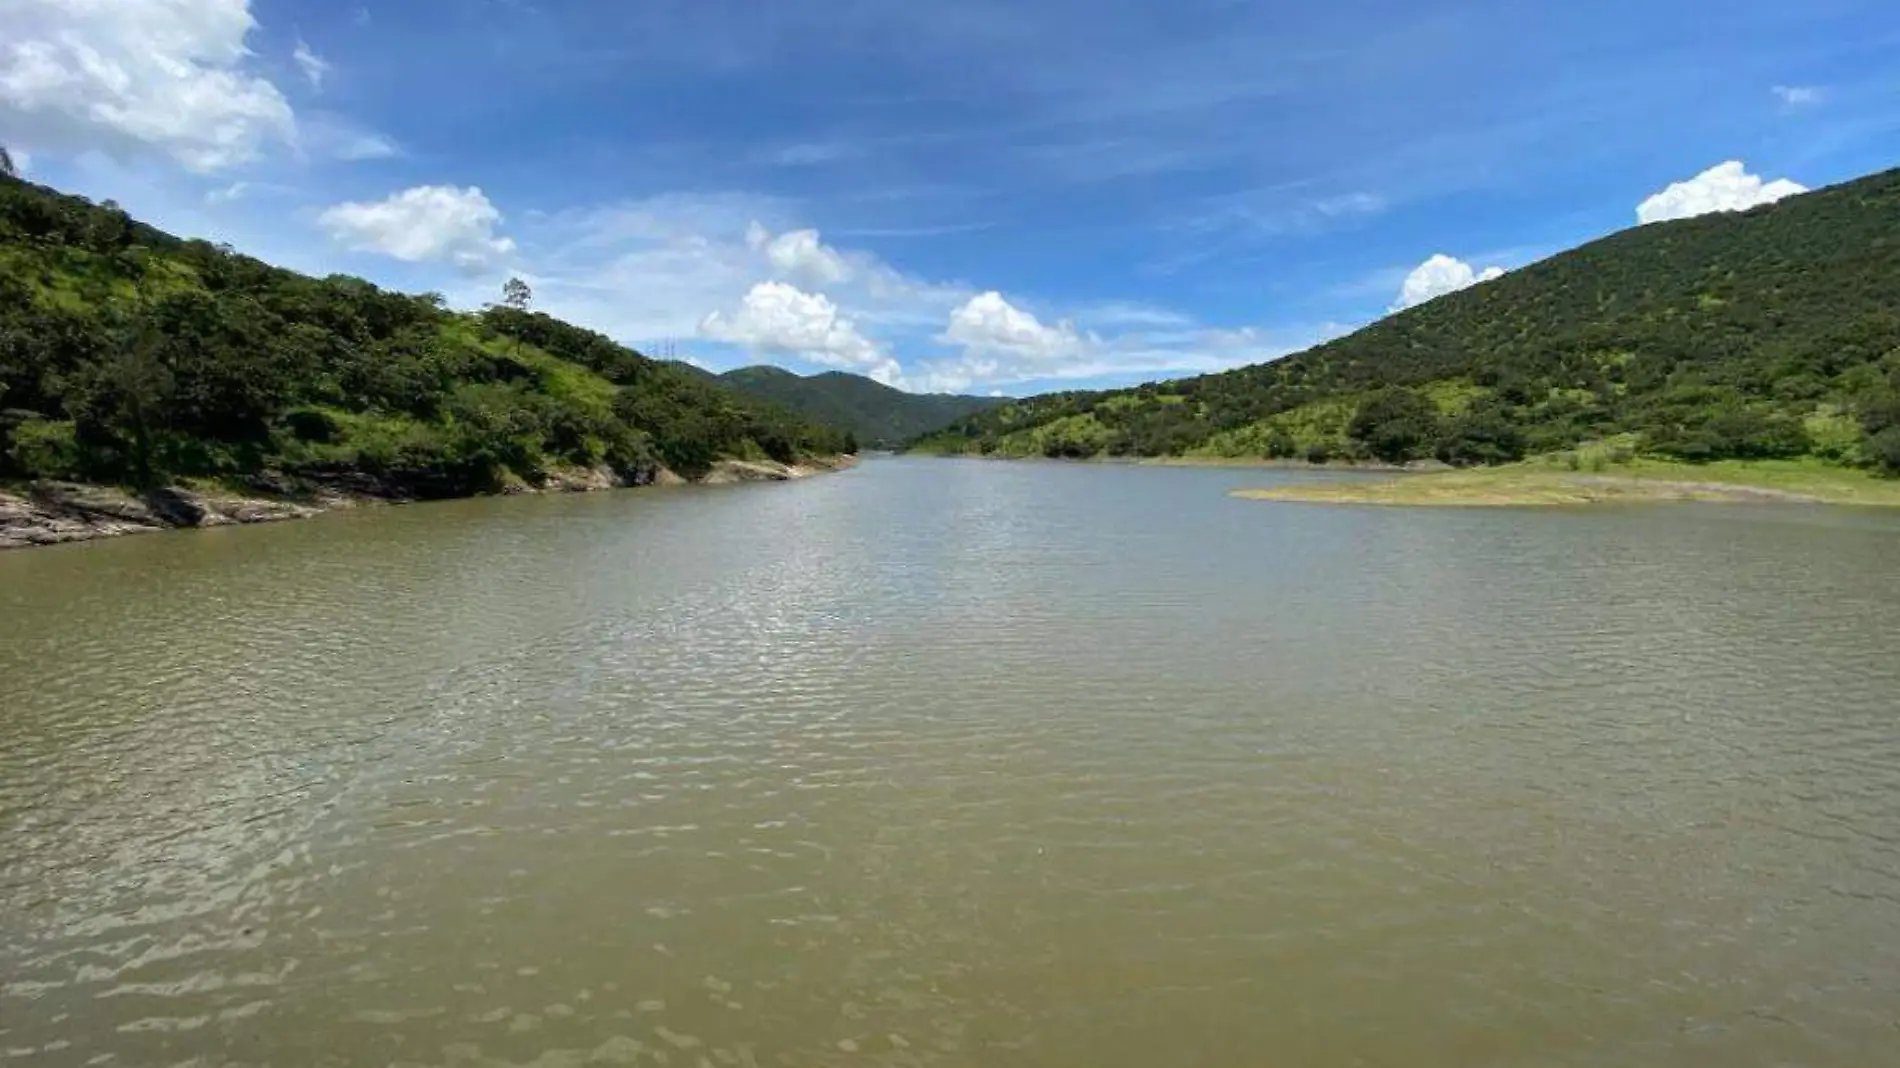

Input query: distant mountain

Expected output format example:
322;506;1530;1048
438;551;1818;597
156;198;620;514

913;166;1900;474
719;366;1006;448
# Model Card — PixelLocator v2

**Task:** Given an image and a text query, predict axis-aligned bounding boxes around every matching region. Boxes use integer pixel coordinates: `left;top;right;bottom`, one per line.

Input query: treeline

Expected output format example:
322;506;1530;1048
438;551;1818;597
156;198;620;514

914;166;1900;474
0;173;853;497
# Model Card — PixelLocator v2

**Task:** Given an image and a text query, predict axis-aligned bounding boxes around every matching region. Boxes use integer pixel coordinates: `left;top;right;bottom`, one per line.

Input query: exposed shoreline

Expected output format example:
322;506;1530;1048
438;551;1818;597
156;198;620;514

1232;459;1900;509
0;455;858;552
909;450;1431;473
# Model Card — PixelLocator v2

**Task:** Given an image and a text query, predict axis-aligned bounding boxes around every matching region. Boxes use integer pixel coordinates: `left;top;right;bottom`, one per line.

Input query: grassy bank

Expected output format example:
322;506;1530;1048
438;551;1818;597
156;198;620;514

1233;453;1900;508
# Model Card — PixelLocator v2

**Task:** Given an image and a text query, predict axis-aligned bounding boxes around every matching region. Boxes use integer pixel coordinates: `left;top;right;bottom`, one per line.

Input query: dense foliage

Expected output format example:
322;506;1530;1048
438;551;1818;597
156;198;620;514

914;166;1900;474
0;174;852;496
717;365;1003;449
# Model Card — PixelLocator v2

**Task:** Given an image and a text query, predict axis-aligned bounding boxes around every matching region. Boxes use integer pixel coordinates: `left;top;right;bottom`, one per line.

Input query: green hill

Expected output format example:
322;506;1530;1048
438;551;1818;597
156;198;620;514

719;365;1004;449
914;166;1900;475
0;174;853;498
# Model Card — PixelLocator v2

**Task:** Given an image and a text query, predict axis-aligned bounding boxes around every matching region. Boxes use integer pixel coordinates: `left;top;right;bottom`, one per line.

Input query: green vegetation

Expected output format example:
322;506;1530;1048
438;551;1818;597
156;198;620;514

717;365;1004;449
0;174;853;497
913;166;1900;480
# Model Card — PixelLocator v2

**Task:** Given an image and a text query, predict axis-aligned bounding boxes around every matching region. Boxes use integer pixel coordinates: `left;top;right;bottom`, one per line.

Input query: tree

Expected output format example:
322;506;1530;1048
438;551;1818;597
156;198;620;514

0;146;15;179
1349;386;1443;463
502;277;533;312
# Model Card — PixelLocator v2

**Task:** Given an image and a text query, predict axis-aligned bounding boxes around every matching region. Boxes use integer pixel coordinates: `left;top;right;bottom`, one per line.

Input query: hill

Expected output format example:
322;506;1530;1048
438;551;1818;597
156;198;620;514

719;365;1005;449
913;167;1900;475
0;174;853;499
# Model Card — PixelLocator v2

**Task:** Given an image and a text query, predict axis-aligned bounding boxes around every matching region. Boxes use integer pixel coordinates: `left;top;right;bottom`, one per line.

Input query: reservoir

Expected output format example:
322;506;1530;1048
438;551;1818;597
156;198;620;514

4;457;1900;1066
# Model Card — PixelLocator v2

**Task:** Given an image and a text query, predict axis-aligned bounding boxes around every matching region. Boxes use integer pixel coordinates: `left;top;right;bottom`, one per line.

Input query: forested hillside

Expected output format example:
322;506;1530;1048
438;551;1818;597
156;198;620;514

0;174;853;498
915;167;1900;473
720;365;1004;448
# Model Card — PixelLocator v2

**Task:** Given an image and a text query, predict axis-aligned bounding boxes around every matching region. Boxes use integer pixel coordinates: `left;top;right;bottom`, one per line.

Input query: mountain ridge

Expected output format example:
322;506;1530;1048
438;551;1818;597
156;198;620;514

717;365;1005;448
912;166;1900;475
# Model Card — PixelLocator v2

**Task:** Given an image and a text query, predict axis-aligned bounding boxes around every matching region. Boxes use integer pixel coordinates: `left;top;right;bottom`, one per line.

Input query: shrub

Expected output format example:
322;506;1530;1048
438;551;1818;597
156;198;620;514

1348;387;1443;463
5;417;83;480
1435;403;1526;466
282;407;340;444
1868;427;1900;476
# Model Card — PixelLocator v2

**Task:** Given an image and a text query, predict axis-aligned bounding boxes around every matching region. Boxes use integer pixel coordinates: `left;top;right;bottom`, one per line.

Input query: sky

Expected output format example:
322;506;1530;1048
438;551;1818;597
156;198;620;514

2;0;1898;396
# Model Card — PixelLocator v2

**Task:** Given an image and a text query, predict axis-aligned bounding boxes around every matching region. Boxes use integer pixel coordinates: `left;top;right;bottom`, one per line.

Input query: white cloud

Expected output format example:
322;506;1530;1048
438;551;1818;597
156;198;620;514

944;291;1089;361
318;185;517;272
700;281;903;385
908;318;1328;395
745;222;966;326
762;228;853;287
1391;254;1504;312
293;40;332;90
0;0;295;171
402;196;1290;397
1635;161;1807;225
1771;85;1823;109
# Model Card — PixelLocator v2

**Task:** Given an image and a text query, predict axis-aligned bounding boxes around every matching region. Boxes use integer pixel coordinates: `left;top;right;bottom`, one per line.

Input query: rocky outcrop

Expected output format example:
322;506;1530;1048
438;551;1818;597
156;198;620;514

700;455;860;485
0;482;319;551
0;455;858;551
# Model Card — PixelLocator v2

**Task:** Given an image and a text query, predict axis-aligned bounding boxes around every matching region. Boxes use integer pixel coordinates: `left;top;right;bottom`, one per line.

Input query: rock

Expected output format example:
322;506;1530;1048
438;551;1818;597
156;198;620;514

540;466;620;493
31;481;159;524
700;460;796;485
147;487;216;526
1;484;163;549
0;481;322;551
205;496;318;524
699;455;861;484
1;453;855;551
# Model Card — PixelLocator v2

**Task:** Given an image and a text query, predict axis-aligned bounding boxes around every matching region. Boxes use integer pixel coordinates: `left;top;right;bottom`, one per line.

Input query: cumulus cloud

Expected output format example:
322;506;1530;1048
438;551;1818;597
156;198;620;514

293;40;332;90
318;185;517;272
909;317;1326;395
743;223;966;326
1391;254;1504;312
1635;161;1807;225
425;199;1283;396
700;281;903;385
943;291;1089;361
761;228;852;287
0;0;295;171
901;292;1098;391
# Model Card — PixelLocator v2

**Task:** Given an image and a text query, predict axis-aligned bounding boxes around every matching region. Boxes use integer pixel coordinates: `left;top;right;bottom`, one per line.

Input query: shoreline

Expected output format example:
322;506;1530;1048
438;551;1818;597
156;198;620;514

0;455;858;552
1231;459;1900;509
907;450;1432;473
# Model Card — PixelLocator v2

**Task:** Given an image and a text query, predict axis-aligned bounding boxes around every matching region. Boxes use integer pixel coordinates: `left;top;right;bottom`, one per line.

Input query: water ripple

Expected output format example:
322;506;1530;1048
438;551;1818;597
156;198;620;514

3;462;1900;1066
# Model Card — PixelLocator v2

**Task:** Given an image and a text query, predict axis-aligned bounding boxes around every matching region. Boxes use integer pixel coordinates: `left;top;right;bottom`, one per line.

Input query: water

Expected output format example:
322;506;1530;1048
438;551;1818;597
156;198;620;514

4;457;1900;1067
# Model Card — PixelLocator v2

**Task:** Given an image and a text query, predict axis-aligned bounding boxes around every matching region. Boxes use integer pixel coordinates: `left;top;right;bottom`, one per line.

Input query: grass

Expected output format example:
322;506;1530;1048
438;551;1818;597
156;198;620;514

1233;454;1900;508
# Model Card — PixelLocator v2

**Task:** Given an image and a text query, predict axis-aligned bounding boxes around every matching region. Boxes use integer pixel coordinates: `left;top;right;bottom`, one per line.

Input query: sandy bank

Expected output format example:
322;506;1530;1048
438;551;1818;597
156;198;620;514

1232;461;1900;509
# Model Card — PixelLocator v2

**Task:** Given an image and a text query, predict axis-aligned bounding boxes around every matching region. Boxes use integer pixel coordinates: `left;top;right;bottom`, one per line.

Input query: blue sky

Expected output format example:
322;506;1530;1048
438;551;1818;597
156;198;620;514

3;0;1898;394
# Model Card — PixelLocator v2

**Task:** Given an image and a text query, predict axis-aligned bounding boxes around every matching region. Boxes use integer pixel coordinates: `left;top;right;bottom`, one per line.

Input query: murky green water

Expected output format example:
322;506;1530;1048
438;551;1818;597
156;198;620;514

5;458;1900;1067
